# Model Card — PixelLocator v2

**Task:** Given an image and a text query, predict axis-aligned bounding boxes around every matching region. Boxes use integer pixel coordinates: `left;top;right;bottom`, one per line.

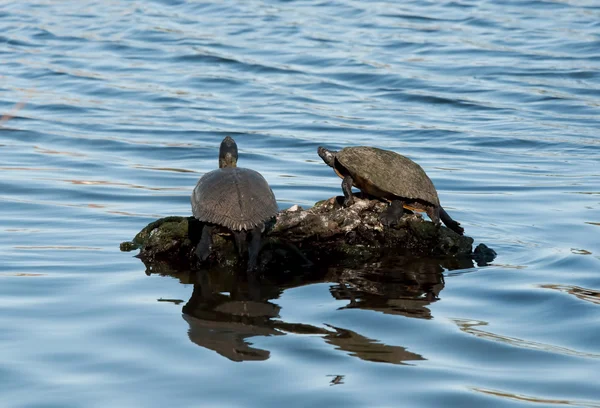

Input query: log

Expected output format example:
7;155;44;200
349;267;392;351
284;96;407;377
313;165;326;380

120;196;495;273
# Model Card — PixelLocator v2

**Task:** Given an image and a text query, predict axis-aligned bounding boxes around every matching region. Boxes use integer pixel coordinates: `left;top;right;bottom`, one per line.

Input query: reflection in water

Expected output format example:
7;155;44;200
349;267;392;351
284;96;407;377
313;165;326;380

33;146;86;157
14;245;102;250
323;324;423;365
541;284;600;305
0;101;26;126
132;164;198;173
472;387;600;408
0;167;61;171
171;255;479;364
328;375;344;386
327;256;460;320
51;178;185;191
182;270;284;362
571;248;592;255
157;298;184;305
454;318;600;359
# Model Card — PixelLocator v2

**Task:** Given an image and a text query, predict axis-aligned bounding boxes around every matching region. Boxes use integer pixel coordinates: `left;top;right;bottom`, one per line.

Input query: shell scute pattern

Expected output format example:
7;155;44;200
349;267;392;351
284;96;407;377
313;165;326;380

337;147;440;207
192;167;278;231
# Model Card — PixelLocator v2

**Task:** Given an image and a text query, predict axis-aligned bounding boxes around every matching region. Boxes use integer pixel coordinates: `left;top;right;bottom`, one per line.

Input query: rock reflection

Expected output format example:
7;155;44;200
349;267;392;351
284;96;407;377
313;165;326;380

149;255;479;364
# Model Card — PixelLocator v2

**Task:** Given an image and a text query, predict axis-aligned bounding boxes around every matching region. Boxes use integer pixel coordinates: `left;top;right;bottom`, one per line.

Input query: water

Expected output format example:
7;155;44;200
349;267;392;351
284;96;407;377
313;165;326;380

1;0;600;406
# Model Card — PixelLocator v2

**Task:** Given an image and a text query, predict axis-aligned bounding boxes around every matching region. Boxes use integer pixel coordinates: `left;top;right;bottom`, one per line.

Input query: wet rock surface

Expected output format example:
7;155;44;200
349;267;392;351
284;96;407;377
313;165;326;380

121;196;494;273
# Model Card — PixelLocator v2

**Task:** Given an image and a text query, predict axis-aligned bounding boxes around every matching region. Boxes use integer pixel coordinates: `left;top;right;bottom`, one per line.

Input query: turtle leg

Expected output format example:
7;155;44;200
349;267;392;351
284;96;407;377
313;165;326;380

247;225;263;272
195;225;214;262
232;230;248;258
439;206;464;235
426;206;441;228
379;200;405;227
341;175;355;207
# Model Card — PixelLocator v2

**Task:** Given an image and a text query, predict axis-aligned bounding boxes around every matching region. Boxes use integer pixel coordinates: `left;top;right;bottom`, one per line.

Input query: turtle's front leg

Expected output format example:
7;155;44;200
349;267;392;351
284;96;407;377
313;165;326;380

195;225;214;261
341;175;355;207
247;224;263;272
379;200;405;227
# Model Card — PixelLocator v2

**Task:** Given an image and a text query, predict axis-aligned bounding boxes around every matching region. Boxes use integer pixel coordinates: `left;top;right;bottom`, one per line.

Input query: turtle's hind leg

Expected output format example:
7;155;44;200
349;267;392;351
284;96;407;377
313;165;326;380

232;230;248;258
379;200;405;227
195;225;214;262
426;206;442;228
247;225;263;272
439;206;464;235
341;175;355;207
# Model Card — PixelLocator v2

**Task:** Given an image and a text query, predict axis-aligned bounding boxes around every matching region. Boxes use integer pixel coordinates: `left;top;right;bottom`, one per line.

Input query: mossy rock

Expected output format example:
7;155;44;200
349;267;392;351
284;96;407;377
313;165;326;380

121;196;488;272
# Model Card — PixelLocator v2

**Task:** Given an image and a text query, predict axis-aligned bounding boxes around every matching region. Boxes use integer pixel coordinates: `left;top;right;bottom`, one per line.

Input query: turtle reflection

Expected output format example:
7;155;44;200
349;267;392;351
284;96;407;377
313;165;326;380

177;256;474;364
326;256;473;320
182;269;284;362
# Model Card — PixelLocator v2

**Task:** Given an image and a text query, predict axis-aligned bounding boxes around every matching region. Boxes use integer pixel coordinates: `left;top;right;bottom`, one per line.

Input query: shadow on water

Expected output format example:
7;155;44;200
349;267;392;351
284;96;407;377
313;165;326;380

148;255;480;363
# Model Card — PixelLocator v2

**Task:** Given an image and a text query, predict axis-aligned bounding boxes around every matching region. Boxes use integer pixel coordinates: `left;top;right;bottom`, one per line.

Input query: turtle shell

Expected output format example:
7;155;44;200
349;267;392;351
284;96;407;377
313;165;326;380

335;146;440;207
191;167;278;231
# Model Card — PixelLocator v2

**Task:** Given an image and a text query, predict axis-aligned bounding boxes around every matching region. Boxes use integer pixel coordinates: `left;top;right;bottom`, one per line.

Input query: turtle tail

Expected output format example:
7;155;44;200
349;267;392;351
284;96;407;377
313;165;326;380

439;206;464;235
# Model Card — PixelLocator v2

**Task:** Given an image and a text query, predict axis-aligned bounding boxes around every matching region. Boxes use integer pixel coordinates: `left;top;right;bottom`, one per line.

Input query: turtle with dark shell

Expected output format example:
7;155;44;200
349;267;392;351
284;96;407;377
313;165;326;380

191;136;278;271
317;146;464;235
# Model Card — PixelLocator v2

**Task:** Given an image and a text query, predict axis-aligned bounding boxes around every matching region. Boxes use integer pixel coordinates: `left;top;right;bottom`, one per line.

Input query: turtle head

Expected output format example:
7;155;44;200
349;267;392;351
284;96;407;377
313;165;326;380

219;136;238;168
317;146;337;168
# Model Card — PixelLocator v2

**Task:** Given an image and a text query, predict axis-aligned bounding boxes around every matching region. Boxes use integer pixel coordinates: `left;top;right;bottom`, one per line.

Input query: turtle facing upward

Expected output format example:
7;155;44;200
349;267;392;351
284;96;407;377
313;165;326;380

317;146;464;235
192;136;278;271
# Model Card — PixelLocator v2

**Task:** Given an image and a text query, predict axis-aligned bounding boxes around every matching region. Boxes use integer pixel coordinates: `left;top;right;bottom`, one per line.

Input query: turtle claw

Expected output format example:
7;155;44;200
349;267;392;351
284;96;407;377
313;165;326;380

343;197;355;207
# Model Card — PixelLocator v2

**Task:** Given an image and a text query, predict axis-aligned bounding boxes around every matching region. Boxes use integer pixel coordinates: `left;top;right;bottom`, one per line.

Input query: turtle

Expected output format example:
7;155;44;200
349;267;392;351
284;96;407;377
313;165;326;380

317;146;464;235
191;136;278;271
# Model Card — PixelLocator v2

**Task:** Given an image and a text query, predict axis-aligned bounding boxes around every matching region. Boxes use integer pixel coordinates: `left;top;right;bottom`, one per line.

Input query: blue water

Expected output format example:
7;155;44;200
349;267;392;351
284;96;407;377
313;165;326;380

2;0;600;406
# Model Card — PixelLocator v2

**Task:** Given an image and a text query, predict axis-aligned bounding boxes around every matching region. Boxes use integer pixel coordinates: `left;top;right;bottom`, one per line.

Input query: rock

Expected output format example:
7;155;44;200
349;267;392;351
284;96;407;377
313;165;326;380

472;243;497;266
120;196;491;272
